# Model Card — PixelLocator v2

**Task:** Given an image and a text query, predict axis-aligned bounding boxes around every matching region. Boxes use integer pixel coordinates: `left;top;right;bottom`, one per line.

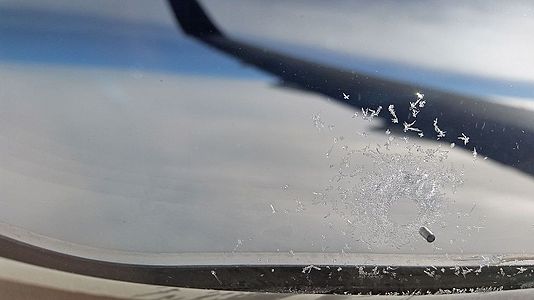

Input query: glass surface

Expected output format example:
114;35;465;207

0;0;533;265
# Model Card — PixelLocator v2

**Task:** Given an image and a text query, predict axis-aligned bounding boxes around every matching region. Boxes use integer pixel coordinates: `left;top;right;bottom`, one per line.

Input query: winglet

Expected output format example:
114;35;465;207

168;0;222;37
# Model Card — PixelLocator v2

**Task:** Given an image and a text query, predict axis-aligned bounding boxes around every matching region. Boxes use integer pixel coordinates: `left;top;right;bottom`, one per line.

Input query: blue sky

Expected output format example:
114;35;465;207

0;5;267;79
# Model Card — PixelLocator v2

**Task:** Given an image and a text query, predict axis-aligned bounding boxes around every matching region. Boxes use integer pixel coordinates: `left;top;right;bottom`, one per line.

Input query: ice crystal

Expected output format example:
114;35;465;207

302;265;321;273
316;140;463;247
433;118;446;139
232;239;243;252
409;93;426;118
295;199;305;213
211;270;222;285
312;113;325;130
458;133;470;145
403;120;422;133
361;106;382;121
388;104;399;123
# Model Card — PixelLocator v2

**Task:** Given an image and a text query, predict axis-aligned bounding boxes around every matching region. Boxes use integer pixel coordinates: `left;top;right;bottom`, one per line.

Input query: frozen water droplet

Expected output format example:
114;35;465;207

312;113;325;130
295;199;305;213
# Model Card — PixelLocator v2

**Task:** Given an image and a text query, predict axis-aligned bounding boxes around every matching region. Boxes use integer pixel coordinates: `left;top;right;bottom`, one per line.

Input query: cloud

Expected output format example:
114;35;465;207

1;64;534;256
205;0;534;83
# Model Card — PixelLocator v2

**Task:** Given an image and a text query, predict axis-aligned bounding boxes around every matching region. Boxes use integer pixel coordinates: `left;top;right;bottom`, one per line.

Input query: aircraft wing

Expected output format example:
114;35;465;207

168;0;534;177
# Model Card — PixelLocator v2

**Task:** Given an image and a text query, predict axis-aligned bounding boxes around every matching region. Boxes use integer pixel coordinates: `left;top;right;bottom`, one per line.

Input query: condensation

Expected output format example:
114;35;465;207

311;93;465;248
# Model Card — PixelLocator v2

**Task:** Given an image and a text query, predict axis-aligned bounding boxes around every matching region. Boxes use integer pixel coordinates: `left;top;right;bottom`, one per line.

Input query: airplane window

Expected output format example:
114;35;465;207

0;0;533;296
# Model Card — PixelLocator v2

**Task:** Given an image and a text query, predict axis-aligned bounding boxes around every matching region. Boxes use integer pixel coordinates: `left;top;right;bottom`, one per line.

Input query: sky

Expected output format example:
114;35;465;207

0;0;265;79
1;0;534;97
0;1;534;259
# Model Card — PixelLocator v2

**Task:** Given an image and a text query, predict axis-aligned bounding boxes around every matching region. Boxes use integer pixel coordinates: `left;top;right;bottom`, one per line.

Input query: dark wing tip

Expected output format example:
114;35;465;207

168;0;222;37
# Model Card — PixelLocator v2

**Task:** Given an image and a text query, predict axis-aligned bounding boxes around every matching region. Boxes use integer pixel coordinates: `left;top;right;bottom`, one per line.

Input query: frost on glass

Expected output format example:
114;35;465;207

310;92;467;248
